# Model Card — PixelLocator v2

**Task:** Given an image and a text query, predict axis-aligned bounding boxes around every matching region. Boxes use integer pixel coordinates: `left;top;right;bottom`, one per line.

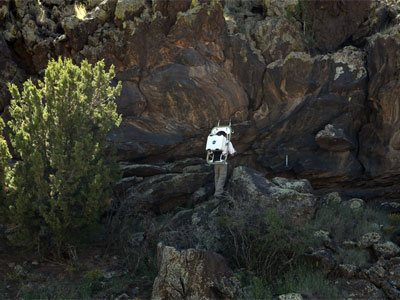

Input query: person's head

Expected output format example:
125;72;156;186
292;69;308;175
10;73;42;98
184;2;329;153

217;131;227;137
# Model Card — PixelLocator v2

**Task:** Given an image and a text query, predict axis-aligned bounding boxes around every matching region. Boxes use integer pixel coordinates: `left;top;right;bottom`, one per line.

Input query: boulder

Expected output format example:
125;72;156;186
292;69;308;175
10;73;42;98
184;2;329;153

125;164;212;213
347;198;365;210
342;240;358;249
358;232;382;248
386;258;400;294
251;16;305;63
373;241;400;259
61;14;98;52
360;258;400;299
151;243;242;300
157;202;222;252
168;1;227;45
322;192;342;205
271;176;313;193
265;0;299;18
152;0;191;29
228;166;317;222
340;279;388;300
89;0;118;24
336;264;357;279
302;249;336;275
114;0;146;23
315;124;356;151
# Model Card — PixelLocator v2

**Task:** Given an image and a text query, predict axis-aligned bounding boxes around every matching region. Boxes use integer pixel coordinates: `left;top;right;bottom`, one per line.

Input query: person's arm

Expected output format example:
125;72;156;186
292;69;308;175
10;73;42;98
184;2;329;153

228;142;236;157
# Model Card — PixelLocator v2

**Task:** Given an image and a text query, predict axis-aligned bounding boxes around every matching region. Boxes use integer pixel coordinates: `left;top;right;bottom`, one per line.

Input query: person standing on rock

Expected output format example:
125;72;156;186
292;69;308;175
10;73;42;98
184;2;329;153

214;131;236;198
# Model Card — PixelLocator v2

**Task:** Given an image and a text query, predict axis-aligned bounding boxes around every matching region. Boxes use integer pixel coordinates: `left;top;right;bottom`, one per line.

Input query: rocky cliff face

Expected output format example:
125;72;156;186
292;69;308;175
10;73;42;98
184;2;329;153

1;0;400;200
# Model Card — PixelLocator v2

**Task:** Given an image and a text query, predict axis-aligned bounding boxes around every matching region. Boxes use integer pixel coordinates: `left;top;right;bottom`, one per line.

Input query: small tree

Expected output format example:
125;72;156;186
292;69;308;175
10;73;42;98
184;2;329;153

2;57;122;254
0;119;11;218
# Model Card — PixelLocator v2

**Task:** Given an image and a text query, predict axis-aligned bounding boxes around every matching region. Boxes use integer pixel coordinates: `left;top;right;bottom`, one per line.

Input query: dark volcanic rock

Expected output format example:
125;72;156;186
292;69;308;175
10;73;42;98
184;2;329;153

222;35;265;110
125;165;212;214
252;47;367;181
113;59;248;161
228;166;317;222
304;0;373;52
119;163;167;178
139;63;248;128
0;36;25;114
151;243;242;300
359;26;400;181
341;279;389;300
115;80;146;117
2;0;400;200
315;124;356;152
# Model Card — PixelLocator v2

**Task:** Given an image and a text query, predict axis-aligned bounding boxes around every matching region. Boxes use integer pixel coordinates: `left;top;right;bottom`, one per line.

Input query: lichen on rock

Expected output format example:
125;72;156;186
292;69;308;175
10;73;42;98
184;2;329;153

151;243;242;300
114;0;146;21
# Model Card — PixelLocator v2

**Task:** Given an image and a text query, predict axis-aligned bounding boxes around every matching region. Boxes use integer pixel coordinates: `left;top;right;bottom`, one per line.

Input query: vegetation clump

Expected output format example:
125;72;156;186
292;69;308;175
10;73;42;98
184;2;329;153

1;57;122;255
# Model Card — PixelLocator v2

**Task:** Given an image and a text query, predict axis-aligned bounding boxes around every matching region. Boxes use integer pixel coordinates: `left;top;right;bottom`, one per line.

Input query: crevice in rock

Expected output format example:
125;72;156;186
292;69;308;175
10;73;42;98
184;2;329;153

354;51;370;177
251;5;264;17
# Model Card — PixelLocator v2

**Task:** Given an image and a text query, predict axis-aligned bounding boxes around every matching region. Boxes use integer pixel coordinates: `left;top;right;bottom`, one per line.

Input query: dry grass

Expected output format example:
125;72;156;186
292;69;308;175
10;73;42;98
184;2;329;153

75;2;87;20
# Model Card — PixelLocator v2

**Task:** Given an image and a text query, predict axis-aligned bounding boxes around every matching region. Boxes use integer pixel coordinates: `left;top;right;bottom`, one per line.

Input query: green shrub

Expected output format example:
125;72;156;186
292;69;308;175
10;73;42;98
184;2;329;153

242;266;342;300
0;118;11;217
243;276;273;300
218;199;311;281
334;249;369;267
1;57;121;255
312;202;388;242
274;265;342;299
17;279;94;300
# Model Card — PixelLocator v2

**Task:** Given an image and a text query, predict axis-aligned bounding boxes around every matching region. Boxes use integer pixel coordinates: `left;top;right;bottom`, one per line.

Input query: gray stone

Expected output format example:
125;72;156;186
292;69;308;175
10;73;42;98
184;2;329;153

313;230;330;241
278;293;304;300
316;124;356;151
373;241;400;259
341;279;388;300
102;269;127;279
336;264;357;278
114;0;146;21
158;204;222;252
119;163;167;177
228;166;317;222
302;249;336;274
348;198;365;209
342;240;358;249
322;192;342;205
128;232;145;247
151;243;242;300
271;177;313;193
126;170;212;214
14;265;27;277
358;232;382;248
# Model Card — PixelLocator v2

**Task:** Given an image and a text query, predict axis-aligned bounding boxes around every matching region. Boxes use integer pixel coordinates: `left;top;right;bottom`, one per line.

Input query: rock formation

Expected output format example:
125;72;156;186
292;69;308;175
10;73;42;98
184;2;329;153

151;243;242;300
0;0;399;202
2;1;400;296
1;0;400;200
144;166;400;299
